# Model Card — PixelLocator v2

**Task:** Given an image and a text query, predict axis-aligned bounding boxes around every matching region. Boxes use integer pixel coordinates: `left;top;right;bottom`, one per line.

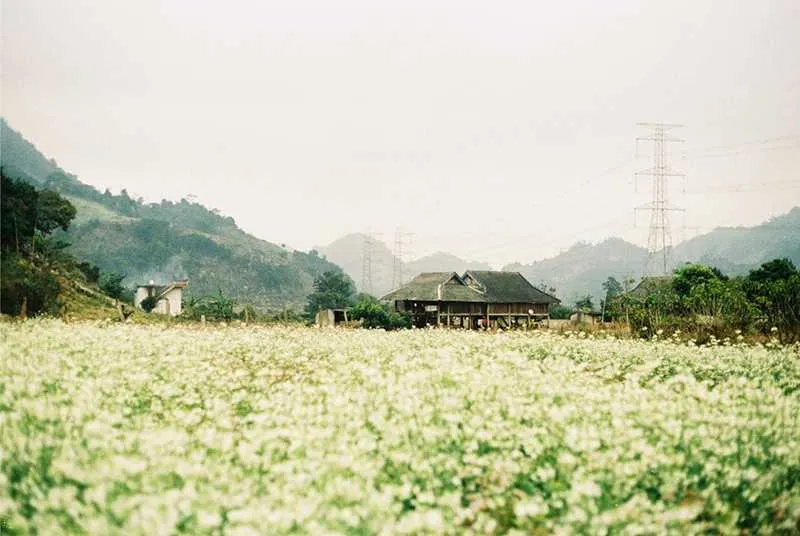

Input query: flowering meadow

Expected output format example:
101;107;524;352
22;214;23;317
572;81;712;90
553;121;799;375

1;321;799;535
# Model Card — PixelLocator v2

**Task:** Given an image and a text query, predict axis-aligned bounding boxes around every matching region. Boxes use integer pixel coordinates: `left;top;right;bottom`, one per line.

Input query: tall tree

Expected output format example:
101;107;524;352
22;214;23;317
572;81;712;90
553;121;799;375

0;171;76;253
601;276;623;321
305;270;356;317
1;172;38;252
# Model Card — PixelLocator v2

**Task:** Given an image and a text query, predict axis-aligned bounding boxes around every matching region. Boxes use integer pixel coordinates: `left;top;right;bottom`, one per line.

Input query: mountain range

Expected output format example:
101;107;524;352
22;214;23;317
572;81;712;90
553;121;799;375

3;118;798;311
506;209;800;304
1;119;342;311
319;210;800;306
316;234;491;297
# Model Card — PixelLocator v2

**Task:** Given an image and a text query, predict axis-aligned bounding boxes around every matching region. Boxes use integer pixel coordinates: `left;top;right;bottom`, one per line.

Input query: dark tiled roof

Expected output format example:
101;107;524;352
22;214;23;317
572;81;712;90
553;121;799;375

463;271;560;304
625;276;673;299
381;272;485;302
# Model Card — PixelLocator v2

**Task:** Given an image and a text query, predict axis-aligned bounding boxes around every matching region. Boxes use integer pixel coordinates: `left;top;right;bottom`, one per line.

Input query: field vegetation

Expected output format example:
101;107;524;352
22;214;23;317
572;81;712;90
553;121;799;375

2;322;799;534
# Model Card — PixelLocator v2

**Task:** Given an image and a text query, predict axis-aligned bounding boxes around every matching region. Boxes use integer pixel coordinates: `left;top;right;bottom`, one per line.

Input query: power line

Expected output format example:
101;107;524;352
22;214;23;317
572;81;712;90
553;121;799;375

683;134;800;157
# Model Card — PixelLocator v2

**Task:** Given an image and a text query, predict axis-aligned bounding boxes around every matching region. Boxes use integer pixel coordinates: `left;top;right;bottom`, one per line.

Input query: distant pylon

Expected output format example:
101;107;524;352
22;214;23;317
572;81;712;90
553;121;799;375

634;122;686;276
392;228;413;289
361;233;374;294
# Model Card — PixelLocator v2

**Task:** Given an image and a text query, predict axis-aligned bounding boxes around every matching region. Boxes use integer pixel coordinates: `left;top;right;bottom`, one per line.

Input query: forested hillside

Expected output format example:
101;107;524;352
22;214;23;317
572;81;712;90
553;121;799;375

1;120;345;311
506;212;800;306
672;208;800;274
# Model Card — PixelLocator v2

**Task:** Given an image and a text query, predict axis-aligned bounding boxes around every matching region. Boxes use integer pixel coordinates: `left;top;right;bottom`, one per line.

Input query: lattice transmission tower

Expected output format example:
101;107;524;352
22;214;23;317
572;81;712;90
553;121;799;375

392;229;413;289
634;122;686;276
361;231;383;295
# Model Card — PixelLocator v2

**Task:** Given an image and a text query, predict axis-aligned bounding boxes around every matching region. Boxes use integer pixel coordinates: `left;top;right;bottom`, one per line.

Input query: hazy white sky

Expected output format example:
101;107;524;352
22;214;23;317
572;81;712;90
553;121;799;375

3;0;799;267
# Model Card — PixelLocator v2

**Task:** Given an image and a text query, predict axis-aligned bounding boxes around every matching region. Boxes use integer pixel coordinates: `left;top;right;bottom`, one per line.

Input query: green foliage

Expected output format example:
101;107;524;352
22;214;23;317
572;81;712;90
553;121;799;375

744;258;800;343
601;276;622;300
34;189;77;236
305;270;356;318
349;296;388;328
0;253;61;317
77;262;101;283
184;289;236;321
139;296;159;313
549;304;572;320
1;172;39;252
98;272;132;303
0;123;353;313
348;295;412;330
617;260;799;343
0;171;76;257
0;172;82;316
574;295;594;313
673;264;726;297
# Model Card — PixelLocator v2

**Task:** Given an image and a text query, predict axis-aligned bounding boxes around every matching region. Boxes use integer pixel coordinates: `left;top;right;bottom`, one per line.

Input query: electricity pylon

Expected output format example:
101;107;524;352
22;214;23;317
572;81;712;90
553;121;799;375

634;122;686;276
392;229;413;289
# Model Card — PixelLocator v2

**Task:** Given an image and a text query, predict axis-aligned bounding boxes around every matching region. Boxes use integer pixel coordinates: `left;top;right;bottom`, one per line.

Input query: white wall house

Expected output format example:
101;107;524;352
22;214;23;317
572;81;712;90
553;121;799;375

134;280;188;316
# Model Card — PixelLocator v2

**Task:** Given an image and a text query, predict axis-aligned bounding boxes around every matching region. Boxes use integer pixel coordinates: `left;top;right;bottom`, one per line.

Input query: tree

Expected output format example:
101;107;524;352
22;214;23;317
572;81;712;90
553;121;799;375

0;254;60;317
99;272;129;301
305;270;356;318
1;172;38;252
0;172;76;254
745;259;800;343
602;277;623;300
77;262;101;283
34;189;77;236
575;295;594;312
549;304;572;320
349;295;389;328
0;173;78;317
673;264;727;298
601;276;623;321
183;289;237;321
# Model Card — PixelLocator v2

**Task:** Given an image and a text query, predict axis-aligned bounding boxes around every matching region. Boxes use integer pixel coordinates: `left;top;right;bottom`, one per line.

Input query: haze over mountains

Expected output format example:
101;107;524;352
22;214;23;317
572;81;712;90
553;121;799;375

316;234;492;297
3;118;798;311
320;209;800;305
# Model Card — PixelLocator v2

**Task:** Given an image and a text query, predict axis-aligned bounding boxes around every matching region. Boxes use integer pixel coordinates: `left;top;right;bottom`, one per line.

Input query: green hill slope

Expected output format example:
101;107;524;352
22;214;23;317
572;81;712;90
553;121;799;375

672;208;800;274
1;120;344;312
504;238;649;305
504;212;800;306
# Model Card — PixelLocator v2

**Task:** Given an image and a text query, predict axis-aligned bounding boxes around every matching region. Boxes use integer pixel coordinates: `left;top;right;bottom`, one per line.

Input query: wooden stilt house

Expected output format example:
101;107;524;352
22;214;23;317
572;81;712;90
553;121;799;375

381;272;485;328
382;271;559;329
462;270;559;328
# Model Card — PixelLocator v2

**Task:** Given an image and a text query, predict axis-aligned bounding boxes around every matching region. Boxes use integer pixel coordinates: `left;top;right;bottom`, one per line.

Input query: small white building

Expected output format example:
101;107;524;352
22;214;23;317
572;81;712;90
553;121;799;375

134;279;188;316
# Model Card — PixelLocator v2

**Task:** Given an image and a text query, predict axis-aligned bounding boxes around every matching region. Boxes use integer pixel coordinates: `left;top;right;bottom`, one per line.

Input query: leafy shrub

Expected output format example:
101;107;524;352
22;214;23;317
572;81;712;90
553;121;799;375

139;295;159;313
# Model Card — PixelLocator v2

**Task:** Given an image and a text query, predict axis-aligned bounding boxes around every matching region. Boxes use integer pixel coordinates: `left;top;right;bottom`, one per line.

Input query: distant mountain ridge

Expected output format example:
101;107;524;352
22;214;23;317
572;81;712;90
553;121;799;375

5;118;796;311
320;209;799;306
505;209;800;305
1;119;345;311
316;234;491;297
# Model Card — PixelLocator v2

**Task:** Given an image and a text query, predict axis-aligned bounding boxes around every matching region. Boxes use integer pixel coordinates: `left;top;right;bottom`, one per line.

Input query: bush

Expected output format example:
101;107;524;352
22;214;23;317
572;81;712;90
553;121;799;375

0;253;61;317
350;296;410;330
183;289;236;321
140;296;159;313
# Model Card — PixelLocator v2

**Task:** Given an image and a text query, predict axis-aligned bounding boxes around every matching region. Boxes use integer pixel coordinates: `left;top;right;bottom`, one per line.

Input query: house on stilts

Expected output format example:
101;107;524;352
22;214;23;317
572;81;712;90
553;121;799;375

381;271;559;329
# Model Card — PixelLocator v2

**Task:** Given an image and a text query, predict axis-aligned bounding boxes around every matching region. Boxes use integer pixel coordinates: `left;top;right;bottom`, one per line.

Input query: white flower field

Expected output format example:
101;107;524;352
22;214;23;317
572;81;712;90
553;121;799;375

1;321;799;535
